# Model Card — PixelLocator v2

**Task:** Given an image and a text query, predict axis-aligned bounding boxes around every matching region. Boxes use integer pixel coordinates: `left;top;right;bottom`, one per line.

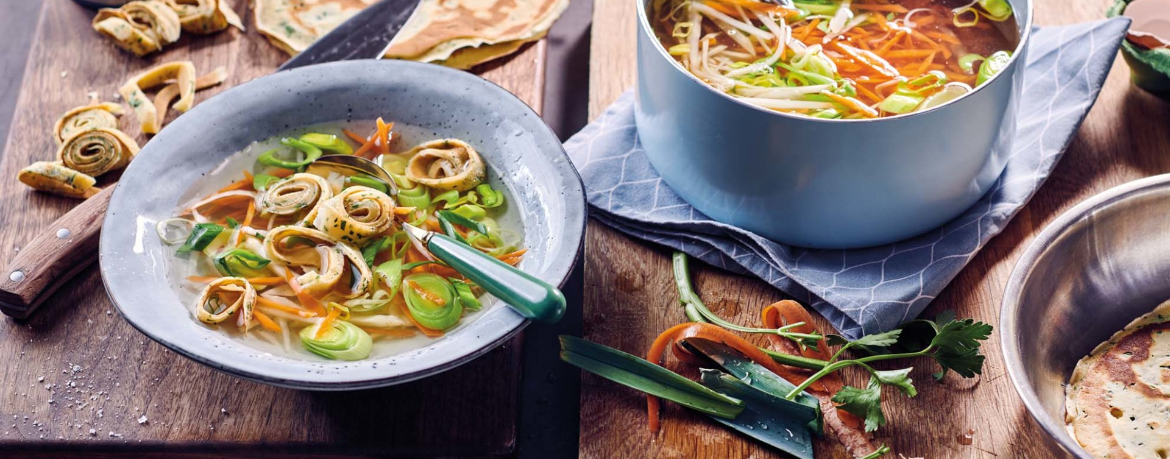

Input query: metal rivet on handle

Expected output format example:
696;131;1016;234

56;228;72;239
9;270;25;282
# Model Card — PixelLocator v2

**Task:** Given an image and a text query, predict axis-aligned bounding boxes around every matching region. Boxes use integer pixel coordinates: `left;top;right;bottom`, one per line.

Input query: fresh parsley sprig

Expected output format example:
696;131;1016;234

783;314;992;431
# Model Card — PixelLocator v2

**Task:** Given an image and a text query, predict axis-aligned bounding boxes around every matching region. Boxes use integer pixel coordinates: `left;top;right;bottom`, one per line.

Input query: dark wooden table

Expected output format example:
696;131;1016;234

0;0;555;457
581;0;1170;457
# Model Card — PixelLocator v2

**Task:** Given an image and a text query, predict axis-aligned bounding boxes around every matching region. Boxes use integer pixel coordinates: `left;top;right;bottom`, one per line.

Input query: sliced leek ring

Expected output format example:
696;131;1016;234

120;61;197;134
165;0;244;34
17;161;100;199
404;139;486;191
57;127;140;177
310;186;396;245
92;1;181;56
53;102;124;144
194;276;255;325
153;67;228;123
300;320;372;361
258;173;334;218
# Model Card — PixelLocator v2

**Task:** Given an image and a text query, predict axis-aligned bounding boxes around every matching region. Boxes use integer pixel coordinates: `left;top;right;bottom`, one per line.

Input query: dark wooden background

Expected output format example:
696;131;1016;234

582;0;1170;458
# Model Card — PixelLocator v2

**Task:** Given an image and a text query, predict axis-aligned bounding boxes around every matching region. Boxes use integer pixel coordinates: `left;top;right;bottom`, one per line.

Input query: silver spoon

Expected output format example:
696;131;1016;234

306;154;399;195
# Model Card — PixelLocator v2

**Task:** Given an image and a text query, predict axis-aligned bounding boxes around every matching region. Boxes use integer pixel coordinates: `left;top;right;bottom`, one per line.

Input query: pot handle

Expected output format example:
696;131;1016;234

0;186;114;319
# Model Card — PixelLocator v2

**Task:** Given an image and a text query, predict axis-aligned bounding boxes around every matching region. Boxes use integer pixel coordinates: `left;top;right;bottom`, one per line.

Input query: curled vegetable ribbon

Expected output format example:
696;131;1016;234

120;61;197;134
53;102;124;144
195;276;256;326
300;320;373;361
264;226;372;298
57;127;140;177
17;161;100;199
92;0;181;56
311;186;397;245
258;172;334;218
405;139;486;191
165;0;243;34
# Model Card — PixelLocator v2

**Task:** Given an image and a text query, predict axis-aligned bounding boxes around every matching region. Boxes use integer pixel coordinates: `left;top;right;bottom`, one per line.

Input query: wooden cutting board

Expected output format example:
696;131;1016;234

0;0;546;457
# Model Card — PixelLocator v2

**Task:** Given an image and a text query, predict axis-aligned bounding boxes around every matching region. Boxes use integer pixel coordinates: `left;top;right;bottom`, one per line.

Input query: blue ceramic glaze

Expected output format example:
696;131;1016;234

99;61;586;390
634;0;1033;248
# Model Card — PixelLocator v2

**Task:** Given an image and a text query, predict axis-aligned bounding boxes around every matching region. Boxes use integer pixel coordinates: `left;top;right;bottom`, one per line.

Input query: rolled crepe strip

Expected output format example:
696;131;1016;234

165;0;244;34
57;127;140;177
92;1;181;56
92;13;164;57
404;139;486;191
53;102;124;144
264;225;339;266
258;173;334;217
152;66;229;129
17;161;101;199
263;225;371;298
195;277;255;325
311;186;397;245
120;61;197;134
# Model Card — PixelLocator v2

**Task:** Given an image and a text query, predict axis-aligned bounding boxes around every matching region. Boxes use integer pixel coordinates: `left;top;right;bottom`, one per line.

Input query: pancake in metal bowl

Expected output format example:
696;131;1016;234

1066;299;1170;458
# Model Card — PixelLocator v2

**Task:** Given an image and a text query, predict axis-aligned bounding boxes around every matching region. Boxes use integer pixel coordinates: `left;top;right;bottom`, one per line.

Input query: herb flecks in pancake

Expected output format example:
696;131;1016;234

1067;300;1170;459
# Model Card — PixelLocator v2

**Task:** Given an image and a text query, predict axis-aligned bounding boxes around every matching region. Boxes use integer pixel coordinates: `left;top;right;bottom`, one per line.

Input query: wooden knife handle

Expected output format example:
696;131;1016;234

0;186;114;319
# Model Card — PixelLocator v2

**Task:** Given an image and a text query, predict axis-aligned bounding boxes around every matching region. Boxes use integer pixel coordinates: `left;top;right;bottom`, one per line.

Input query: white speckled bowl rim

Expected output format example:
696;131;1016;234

99;60;586;390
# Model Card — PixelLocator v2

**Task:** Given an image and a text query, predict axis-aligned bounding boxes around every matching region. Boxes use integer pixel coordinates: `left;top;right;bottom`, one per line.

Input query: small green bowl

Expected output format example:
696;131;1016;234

1108;0;1170;98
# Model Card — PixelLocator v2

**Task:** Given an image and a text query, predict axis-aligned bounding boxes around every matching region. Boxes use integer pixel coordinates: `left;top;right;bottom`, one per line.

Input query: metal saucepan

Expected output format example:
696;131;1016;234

1001;174;1170;458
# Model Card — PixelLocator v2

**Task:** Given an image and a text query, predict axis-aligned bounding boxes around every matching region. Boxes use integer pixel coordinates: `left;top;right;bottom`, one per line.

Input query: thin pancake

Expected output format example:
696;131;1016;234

252;0;567;68
1066;300;1170;459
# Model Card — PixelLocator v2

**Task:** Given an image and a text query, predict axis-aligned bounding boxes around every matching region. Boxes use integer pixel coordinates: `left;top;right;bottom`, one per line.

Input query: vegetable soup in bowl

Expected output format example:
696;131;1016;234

100;61;585;390
635;0;1032;248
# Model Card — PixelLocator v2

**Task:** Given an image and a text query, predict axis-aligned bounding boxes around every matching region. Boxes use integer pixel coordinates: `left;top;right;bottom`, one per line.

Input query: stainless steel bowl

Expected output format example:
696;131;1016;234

1001;174;1170;458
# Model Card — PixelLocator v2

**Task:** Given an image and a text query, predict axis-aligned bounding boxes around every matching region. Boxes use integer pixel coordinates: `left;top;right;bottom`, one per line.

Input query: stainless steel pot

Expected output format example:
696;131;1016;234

1001;174;1170;458
634;0;1034;248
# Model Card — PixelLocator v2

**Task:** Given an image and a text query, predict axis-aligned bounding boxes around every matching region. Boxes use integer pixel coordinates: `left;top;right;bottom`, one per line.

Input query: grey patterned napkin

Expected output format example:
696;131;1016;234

565;19;1131;339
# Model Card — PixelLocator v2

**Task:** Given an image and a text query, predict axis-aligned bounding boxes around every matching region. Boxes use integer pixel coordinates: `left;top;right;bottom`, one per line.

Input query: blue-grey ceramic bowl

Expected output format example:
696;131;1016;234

635;0;1034;248
99;61;586;390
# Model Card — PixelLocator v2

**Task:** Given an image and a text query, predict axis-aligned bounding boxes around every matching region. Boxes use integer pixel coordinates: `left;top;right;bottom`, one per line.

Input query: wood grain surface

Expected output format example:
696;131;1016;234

582;1;1170;458
0;0;546;457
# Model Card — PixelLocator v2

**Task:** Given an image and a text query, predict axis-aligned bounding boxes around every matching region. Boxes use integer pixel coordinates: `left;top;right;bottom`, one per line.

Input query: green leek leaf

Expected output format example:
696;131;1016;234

253;174;281;191
558;335;744;419
683;338;823;434
476;184;505;208
213;248;271;277
299;132;353;155
345;175;389;194
699;370;816;459
452;279;482;311
437;210;489;234
177;223;224;253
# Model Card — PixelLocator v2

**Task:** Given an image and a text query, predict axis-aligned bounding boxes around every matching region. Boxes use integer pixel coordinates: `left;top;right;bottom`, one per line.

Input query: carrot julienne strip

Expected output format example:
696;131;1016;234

253;309;282;332
314;307;342;339
256;296;317;317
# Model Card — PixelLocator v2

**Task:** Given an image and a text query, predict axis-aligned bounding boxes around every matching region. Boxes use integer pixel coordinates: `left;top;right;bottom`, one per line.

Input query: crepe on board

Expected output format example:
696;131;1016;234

253;0;568;69
1065;299;1170;459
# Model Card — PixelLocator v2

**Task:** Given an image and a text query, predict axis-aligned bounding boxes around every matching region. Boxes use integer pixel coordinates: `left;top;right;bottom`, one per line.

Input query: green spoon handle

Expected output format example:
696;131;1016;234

426;233;565;323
